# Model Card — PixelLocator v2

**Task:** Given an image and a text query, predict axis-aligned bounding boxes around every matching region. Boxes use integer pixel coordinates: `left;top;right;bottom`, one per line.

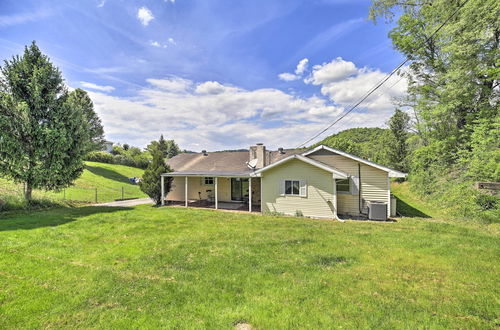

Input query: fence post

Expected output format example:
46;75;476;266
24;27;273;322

122;186;124;200
95;188;98;203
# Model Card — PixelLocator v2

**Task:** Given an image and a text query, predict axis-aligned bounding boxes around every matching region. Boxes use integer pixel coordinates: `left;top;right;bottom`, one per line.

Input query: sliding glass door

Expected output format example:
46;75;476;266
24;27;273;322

231;178;249;201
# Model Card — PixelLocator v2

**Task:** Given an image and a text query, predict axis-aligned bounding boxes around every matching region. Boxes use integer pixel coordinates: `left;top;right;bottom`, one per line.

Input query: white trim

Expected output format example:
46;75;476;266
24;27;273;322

249;177;252;212
333;177;338;219
184;176;188;207
387;175;391;218
161;175;165;206
303;145;407;178
254;154;348;179
215;177;218;210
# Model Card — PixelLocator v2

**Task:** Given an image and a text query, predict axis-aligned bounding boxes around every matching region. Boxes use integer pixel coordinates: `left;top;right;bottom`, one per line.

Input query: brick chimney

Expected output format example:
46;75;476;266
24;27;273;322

249;143;266;168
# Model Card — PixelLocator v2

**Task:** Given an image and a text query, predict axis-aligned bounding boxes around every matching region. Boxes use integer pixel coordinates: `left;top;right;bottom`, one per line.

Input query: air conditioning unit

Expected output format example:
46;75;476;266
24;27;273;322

368;201;387;221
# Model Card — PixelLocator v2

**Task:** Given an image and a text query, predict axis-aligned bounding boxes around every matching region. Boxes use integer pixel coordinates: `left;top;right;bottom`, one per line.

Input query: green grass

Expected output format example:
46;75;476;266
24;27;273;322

0;205;498;328
391;181;443;219
0;161;146;205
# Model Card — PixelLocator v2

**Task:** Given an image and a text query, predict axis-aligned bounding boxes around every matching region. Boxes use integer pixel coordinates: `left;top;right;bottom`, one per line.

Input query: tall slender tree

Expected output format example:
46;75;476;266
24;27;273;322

0;42;102;201
388;109;411;172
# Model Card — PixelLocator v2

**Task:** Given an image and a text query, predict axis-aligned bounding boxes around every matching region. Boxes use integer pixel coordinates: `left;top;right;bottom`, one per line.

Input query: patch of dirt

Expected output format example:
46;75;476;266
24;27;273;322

234;322;252;330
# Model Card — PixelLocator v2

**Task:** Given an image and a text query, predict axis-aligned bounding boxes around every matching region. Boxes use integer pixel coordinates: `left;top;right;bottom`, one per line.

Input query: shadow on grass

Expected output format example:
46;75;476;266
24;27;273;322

0;206;132;231
396;196;431;218
85;165;136;185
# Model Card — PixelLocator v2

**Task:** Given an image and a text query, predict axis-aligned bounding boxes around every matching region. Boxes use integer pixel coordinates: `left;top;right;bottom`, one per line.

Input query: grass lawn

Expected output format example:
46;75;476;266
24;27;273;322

0;205;498;328
0;161;146;205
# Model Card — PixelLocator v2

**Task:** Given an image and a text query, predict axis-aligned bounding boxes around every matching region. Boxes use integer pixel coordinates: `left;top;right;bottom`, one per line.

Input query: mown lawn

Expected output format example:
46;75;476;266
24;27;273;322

0;206;498;329
0;161;146;205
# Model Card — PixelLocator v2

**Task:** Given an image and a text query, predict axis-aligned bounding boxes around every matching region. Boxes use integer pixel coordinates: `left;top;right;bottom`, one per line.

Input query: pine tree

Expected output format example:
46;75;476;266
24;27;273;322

388;109;411;172
139;147;173;205
0;42;101;201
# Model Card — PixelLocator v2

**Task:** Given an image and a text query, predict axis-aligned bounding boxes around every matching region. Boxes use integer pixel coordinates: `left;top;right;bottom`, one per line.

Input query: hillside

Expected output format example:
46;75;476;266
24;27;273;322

312;127;393;167
0;162;146;207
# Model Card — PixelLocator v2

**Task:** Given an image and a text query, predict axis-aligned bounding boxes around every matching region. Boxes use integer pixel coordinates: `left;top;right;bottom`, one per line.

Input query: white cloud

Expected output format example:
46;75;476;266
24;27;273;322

195;81;229;94
97;0;106;8
0;9;52;27
278;73;300;82
278;58;309;81
168;38;176;45
84;59;406;150
87;77;349;150
306;57;357;85
80;81;115;93
295;58;309;75
146;77;193;93
137;7;154;26
305;57;407;112
150;40;167;48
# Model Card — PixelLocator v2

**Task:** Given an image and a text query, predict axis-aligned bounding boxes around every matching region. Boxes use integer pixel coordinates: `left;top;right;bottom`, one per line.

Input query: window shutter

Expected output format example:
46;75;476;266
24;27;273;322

279;180;285;196
351;176;359;195
299;180;307;197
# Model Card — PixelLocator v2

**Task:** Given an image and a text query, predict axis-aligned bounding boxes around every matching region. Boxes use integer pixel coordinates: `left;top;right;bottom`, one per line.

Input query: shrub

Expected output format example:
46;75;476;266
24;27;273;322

85;151;114;164
139;148;173;205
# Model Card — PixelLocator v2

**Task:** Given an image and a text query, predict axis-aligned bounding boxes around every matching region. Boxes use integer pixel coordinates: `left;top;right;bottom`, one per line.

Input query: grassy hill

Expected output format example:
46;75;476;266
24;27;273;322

0;161;146;208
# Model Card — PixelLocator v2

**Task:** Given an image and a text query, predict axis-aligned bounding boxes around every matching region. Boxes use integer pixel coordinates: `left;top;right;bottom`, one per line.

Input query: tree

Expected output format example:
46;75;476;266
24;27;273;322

0;42;99;201
146;135;180;159
123;143;130;151
388;109;411;172
139;147;173;205
370;0;499;165
70;88;104;151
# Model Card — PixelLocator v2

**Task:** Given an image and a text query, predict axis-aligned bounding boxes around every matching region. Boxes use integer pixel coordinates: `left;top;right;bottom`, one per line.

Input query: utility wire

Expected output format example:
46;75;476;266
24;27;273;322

297;0;471;148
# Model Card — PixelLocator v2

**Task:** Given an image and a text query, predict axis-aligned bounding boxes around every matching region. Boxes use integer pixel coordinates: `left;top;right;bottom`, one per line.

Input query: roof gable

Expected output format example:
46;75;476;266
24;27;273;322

303;145;407;178
253;154;348;179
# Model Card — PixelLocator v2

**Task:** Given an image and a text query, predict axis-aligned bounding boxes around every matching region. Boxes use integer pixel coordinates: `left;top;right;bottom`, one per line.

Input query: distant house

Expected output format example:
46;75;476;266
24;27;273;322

160;144;406;220
102;141;114;153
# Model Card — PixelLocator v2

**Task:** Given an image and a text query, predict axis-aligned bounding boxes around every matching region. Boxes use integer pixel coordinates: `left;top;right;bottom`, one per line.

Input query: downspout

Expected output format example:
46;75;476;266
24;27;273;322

358;163;368;216
358;163;362;215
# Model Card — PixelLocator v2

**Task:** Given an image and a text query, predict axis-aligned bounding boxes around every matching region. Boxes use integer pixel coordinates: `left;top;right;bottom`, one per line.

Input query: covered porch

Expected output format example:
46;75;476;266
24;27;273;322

160;173;261;213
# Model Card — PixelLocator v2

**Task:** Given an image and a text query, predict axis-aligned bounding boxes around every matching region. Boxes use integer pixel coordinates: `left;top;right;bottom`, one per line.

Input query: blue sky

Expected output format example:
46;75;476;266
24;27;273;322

0;0;406;151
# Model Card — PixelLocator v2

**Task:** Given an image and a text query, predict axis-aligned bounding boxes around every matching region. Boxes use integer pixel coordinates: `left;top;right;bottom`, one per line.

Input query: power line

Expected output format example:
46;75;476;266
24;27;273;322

297;0;471;148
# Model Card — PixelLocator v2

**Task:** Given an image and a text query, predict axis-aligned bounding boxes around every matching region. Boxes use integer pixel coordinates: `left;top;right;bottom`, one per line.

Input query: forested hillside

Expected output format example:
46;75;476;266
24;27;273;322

316;0;499;222
313;128;394;167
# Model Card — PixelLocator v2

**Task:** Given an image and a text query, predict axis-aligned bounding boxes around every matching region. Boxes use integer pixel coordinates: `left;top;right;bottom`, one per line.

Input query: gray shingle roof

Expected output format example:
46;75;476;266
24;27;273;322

166;148;306;176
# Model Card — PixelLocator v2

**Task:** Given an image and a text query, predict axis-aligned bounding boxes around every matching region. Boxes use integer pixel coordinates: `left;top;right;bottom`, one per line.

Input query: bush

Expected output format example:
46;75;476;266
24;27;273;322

85;151;114;164
84;151;150;169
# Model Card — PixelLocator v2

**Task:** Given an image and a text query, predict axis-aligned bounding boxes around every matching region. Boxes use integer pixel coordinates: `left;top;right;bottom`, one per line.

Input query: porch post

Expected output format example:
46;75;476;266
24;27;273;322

215;177;218;210
248;177;252;212
161;175;165;206
333;177;338;219
185;176;188;207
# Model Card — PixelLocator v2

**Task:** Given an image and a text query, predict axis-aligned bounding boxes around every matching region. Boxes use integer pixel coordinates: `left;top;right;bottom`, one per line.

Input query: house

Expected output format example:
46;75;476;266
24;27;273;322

102;141;114;153
160;143;406;219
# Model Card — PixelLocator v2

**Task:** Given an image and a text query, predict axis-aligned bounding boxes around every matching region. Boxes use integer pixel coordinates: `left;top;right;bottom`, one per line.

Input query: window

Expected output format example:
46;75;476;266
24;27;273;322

285;180;300;195
204;177;214;185
336;179;350;193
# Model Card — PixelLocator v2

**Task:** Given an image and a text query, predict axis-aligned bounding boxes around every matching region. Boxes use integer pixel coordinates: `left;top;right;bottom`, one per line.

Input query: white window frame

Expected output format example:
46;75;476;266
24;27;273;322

336;178;351;194
204;177;214;185
285;180;300;196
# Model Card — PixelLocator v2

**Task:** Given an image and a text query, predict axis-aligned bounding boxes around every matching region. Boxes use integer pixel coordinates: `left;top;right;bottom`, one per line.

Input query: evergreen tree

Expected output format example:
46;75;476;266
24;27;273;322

388;109;411;172
70;88;104;151
0;42;100;201
139;147;173;205
146;135;180;159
